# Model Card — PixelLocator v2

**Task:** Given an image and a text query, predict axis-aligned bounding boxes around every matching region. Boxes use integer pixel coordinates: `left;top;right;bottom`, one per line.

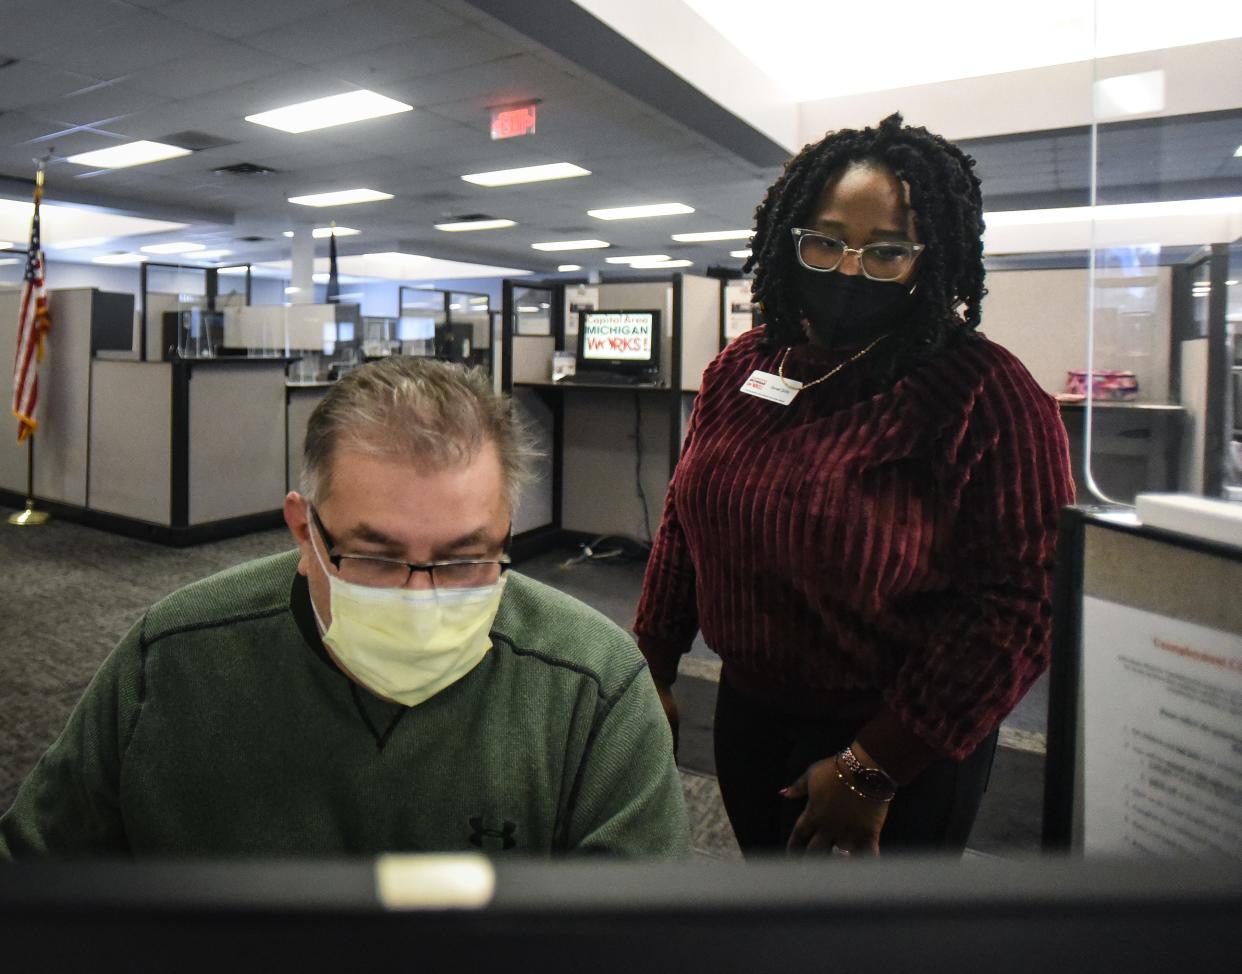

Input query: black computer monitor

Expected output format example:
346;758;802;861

575;309;660;379
3;857;1239;972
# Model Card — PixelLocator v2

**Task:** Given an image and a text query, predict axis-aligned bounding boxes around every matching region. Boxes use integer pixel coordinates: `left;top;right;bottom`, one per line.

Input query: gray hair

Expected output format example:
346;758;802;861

300;356;537;507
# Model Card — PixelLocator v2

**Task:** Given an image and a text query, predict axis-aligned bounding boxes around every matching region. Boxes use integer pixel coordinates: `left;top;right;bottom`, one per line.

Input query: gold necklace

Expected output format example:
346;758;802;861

777;334;889;391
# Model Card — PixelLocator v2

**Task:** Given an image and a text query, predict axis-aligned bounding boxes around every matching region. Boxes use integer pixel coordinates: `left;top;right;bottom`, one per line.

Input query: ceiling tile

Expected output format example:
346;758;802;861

122;43;295;100
314;23;524;88
159;0;347;39
0;60;109;112
242;0;465;63
20;82;170;129
0;0;145;59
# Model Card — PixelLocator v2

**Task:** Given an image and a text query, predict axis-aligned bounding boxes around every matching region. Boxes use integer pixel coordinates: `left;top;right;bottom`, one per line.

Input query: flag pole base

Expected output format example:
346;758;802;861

8;502;50;526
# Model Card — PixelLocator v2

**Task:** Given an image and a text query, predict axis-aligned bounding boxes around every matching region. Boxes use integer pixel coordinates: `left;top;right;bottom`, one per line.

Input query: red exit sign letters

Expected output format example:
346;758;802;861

491;103;538;140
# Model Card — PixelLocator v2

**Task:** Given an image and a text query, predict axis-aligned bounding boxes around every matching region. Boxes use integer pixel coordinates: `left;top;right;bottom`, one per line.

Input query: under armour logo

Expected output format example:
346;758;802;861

468;817;517;850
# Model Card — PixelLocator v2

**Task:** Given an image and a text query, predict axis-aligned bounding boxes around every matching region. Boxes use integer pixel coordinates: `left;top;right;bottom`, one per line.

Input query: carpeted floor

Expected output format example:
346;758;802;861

1;507;1047;859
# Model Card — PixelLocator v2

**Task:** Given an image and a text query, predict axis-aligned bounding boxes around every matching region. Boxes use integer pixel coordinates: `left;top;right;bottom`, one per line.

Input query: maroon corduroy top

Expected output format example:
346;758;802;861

633;326;1074;783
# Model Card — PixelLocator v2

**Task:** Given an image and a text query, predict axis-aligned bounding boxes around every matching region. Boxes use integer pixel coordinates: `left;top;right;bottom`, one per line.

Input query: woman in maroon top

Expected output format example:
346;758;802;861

633;114;1074;856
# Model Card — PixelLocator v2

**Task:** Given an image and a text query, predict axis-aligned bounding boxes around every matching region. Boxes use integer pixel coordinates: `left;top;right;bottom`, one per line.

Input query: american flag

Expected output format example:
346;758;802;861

11;169;52;443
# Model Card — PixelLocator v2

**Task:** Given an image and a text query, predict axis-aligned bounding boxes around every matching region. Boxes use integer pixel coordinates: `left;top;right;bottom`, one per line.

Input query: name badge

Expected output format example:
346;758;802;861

740;370;800;405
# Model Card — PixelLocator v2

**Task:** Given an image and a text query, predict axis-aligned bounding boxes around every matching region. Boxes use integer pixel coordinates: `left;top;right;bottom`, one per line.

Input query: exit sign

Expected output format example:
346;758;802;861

491;103;537;140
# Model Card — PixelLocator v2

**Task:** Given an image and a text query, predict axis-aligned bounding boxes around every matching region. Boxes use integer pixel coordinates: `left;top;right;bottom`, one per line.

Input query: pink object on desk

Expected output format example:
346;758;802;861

1065;369;1139;401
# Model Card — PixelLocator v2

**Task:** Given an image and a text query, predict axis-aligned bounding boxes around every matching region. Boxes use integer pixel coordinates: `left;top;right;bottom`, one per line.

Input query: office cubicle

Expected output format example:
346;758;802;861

1044;506;1242;859
500;273;722;551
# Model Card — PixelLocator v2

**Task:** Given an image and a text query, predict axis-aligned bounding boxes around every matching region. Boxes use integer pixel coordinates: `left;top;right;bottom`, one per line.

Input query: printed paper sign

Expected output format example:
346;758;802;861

1081;597;1242;861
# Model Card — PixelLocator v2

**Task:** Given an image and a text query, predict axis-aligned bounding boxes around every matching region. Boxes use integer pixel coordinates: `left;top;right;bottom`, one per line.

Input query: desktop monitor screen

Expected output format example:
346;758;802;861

576;309;660;376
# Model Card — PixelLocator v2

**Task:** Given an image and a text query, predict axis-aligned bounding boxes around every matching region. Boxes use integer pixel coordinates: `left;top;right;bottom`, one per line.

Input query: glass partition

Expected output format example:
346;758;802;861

513;285;553;337
1226;238;1242;499
1084;7;1242;504
142;262;211;361
448;291;491;369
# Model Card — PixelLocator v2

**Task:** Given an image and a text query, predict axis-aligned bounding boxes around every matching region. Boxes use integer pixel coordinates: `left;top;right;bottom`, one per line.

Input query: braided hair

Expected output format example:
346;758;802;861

746;113;986;383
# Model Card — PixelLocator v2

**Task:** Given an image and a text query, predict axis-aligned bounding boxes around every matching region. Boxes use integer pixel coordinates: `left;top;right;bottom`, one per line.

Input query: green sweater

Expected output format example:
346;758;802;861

0;551;689;858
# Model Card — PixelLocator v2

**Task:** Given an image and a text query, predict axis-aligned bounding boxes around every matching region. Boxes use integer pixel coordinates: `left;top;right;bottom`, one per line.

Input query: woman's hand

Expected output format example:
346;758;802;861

652;678;680;755
783;755;890;856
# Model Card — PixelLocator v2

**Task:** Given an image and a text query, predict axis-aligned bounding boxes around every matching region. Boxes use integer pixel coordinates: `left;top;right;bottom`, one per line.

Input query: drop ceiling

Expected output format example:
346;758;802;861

0;0;1238;279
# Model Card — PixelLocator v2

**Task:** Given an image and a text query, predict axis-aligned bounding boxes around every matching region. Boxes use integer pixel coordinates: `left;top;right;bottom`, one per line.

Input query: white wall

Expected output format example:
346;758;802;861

982;266;1172;402
799;38;1242;144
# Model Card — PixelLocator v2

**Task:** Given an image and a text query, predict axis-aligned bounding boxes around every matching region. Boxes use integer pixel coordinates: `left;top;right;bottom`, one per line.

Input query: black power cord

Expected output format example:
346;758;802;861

633;391;654;548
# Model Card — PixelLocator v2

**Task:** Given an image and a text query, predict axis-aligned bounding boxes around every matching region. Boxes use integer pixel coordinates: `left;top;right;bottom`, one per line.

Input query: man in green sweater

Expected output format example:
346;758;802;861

0;357;688;857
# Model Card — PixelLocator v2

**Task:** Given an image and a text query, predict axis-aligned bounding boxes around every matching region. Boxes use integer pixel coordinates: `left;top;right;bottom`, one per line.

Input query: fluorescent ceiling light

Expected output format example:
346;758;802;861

93;253;147;264
1094;70;1165;118
140;241;205;255
192;249;233;260
589;203;694;221
245;89;413;134
531;239;609;252
286;227;367;238
45;236;109;250
285;286;302;295
983;196;1242;253
434;219;516;232
288;189;392;207
282;227;362;238
66;140;191;169
462;163;590;187
671;229;753;242
683;1;1242;99
606;254;670;264
0;200;185;248
259;251;531;282
730;249;751;258
1234;145;1242;158
217;266;249;276
985;198;1242;227
0;241;13;249
518;306;542;313
557;264;582;272
0;258;21;266
629;258;693;268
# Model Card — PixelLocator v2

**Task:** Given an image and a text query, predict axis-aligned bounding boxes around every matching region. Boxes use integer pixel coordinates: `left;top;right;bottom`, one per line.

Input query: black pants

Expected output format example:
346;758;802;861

713;676;999;855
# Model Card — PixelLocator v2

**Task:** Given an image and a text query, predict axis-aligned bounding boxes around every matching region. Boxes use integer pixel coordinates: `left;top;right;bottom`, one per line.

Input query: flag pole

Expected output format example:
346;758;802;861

9;436;48;526
9;157;51;527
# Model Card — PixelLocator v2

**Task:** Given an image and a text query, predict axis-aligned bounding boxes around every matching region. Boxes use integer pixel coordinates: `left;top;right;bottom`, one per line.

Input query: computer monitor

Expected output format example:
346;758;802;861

576;309;660;379
3;857;1239;971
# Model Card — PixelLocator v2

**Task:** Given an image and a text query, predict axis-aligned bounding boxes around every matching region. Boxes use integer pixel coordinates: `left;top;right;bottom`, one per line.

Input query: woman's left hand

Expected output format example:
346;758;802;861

783;758;890;856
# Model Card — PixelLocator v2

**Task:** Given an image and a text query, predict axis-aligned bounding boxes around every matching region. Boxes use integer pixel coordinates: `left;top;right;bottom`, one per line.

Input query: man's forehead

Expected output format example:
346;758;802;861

317;444;508;538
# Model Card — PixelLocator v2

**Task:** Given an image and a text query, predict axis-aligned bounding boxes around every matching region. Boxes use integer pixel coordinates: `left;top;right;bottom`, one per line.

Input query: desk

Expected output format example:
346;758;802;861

1058;401;1186;504
512;380;686;545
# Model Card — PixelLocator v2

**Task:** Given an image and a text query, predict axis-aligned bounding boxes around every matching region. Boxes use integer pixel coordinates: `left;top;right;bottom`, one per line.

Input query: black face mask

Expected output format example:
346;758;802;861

795;266;915;349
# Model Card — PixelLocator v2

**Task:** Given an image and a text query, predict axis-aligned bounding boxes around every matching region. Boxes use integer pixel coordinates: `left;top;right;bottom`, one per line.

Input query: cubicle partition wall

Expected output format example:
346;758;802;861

1044;506;1242;859
87;359;288;531
502;273;722;552
0;288;133;507
0;285;306;544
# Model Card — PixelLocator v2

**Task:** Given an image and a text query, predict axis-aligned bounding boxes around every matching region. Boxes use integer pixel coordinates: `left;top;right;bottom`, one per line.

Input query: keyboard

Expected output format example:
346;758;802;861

557;372;657;386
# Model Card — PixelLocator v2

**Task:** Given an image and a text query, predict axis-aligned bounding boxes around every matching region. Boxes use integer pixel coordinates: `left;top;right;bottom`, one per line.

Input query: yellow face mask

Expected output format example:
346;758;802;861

309;534;505;707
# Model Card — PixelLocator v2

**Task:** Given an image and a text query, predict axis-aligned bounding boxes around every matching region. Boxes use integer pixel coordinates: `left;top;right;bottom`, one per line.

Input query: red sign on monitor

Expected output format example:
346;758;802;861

490;104;537;140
